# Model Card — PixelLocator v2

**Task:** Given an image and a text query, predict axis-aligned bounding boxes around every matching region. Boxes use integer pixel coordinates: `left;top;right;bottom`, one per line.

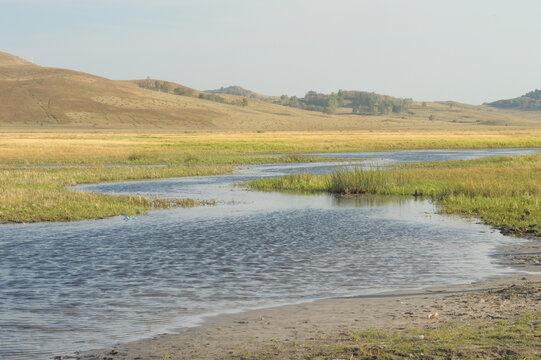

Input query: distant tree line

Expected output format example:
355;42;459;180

198;92;247;106
138;80;413;114
206;86;259;99
274;91;341;114
173;87;195;96
525;89;541;99
198;92;227;103
341;90;412;115
138;78;248;107
274;90;411;115
487;89;541;111
138;78;173;93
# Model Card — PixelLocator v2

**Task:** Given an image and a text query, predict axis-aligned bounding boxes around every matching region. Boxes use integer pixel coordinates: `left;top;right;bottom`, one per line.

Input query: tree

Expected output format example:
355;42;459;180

174;87;194;96
161;82;171;93
144;76;152;89
392;103;403;113
289;96;300;108
242;98;248;107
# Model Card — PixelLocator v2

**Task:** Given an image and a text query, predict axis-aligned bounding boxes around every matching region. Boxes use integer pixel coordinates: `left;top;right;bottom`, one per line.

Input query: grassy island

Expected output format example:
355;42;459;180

247;154;541;238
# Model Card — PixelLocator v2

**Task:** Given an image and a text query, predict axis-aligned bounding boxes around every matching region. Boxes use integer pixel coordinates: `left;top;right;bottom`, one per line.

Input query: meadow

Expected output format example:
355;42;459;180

1;130;540;224
2;130;541;165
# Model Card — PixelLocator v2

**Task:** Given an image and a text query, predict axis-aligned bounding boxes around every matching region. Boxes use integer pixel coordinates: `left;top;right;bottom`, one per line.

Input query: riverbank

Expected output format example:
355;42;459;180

80;240;541;360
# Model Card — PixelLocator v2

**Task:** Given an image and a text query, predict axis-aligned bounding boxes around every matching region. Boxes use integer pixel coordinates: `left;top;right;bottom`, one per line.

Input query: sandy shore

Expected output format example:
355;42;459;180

76;240;541;360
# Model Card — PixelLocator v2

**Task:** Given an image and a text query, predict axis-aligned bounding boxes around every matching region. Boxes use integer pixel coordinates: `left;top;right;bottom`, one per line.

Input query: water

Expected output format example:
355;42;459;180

310;148;541;162
0;148;538;359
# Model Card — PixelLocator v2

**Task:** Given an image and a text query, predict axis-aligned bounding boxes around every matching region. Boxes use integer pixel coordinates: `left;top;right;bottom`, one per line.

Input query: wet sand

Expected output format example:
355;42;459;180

77;240;541;360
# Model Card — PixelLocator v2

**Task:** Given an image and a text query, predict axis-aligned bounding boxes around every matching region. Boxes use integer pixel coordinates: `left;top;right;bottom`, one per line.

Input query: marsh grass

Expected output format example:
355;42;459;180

0;165;226;223
327;168;411;194
247;155;541;237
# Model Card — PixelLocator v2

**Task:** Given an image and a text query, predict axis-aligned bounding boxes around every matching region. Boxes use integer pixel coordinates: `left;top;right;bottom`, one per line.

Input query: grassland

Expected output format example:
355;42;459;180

1;130;540;224
2;130;541;166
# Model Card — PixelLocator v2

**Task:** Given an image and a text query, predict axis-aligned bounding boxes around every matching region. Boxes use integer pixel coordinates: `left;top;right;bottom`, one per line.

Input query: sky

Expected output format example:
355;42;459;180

1;0;540;104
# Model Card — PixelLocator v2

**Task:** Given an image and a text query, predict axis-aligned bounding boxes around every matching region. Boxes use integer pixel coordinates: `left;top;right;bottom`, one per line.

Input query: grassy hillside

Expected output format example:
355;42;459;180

0;52;223;129
487;89;541;111
1;51;541;131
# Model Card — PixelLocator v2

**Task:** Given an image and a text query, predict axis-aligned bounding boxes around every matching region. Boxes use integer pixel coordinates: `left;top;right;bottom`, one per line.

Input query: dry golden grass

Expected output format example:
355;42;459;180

1;130;540;165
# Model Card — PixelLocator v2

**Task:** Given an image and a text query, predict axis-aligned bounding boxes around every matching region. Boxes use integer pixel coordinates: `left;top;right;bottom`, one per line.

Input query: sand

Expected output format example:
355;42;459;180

74;240;541;360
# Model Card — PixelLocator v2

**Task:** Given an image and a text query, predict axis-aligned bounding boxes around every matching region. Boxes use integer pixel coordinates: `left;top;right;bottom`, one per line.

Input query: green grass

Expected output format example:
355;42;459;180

0;153;324;223
246;154;541;237
307;312;541;360
0;165;227;223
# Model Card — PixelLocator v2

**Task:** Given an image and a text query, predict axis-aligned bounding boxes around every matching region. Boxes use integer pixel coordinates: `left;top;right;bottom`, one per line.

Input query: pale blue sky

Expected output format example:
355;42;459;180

1;0;540;104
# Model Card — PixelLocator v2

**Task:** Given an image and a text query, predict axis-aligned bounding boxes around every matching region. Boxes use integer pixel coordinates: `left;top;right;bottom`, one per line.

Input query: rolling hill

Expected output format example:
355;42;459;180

0;51;540;131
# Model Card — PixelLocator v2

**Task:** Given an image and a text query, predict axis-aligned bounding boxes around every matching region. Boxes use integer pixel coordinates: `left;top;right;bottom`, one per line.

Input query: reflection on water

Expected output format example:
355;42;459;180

0;149;537;360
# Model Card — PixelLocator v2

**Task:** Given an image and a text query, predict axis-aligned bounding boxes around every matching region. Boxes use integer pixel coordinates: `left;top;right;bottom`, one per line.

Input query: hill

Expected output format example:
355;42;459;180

0;53;225;129
486;89;541;111
0;52;35;66
0;51;540;131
